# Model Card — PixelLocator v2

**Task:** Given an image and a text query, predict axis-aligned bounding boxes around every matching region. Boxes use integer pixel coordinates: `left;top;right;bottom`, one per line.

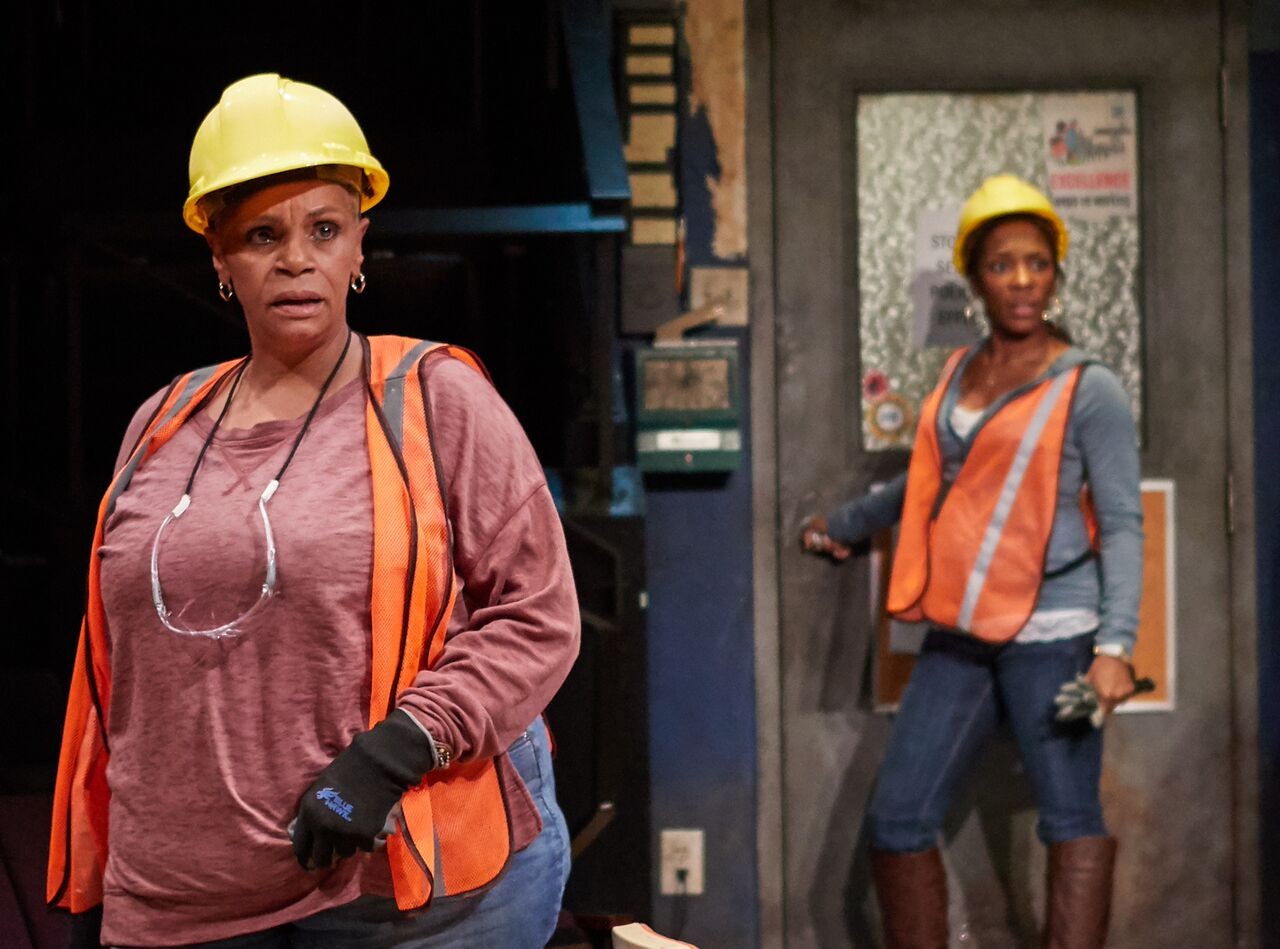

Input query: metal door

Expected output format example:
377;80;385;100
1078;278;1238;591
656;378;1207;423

759;1;1256;945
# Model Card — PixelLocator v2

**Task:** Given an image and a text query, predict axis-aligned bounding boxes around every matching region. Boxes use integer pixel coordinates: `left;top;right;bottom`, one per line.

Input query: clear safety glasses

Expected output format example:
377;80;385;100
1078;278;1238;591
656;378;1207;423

147;330;352;640
149;480;280;640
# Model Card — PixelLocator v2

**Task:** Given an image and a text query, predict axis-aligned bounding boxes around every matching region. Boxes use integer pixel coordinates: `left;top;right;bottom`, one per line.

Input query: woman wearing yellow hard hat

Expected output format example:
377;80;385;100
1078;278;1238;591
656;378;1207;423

802;174;1142;946
48;73;579;947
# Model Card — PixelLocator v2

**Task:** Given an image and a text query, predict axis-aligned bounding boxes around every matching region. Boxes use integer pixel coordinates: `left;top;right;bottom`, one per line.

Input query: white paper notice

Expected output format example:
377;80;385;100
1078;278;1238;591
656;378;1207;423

911;204;979;350
653;429;723;451
1042;92;1138;221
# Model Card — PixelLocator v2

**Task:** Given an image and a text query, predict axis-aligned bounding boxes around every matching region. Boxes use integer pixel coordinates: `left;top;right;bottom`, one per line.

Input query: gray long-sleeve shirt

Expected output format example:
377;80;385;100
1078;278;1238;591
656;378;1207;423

828;346;1143;651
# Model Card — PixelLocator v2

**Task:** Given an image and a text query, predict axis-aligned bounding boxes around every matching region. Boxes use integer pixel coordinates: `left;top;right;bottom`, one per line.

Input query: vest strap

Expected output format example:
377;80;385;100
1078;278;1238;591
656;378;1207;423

956;369;1075;630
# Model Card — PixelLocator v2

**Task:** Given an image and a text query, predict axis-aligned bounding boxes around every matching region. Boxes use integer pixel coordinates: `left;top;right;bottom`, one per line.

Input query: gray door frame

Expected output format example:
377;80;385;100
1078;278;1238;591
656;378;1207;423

748;1;1257;946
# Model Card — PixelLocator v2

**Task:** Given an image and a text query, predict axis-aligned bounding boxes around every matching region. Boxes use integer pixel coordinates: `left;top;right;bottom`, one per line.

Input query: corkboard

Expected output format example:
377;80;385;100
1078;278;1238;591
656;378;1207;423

685;0;747;260
623;114;677;165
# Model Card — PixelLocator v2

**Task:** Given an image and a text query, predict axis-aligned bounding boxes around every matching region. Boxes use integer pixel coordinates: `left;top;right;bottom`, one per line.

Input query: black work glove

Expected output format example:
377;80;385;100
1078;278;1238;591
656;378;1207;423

291;710;439;870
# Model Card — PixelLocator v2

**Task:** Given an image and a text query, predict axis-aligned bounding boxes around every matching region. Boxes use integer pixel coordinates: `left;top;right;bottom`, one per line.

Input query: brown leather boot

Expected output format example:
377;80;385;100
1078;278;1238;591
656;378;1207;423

1043;836;1117;949
871;847;948;949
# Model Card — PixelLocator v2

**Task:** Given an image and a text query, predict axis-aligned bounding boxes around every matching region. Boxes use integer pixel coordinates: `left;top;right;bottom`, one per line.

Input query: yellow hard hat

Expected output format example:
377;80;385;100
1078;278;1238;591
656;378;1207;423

184;73;389;234
952;174;1067;275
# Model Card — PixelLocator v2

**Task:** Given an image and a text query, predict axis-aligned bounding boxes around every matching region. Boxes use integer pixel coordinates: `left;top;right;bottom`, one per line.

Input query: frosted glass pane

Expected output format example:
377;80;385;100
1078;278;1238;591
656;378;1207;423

856;91;1142;451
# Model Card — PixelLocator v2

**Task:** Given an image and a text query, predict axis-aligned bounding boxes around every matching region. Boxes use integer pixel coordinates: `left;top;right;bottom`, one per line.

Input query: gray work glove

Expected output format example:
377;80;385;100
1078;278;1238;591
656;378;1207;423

1053;673;1156;728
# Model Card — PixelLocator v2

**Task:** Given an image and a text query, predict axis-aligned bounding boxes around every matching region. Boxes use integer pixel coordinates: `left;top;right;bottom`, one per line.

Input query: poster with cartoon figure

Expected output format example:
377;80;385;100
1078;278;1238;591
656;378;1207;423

1042;92;1138;221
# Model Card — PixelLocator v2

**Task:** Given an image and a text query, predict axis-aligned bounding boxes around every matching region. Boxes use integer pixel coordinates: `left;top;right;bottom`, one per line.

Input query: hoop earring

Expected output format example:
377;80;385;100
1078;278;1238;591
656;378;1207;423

349;273;367;295
1042;296;1063;322
218;281;235;303
963;302;976;324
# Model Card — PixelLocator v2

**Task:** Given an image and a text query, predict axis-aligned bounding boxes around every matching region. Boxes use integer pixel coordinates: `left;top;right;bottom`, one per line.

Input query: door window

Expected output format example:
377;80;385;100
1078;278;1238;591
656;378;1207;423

855;90;1142;450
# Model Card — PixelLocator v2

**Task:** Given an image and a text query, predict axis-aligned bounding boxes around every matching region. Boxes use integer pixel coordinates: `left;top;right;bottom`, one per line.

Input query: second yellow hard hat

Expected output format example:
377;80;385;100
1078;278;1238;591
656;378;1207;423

953;174;1068;275
184;73;389;234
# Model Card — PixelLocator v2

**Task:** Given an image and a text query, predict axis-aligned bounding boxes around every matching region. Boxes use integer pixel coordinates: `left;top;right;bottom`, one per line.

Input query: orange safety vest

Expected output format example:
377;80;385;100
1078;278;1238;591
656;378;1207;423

48;335;514;913
886;347;1092;642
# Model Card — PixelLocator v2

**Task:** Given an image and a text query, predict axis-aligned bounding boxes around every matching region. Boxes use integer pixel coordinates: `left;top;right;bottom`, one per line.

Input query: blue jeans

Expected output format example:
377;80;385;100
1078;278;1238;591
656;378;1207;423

122;717;571;949
867;630;1106;852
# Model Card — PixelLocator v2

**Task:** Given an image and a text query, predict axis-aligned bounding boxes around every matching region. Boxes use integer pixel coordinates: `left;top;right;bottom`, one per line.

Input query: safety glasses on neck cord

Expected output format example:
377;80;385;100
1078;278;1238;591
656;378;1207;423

150;330;354;639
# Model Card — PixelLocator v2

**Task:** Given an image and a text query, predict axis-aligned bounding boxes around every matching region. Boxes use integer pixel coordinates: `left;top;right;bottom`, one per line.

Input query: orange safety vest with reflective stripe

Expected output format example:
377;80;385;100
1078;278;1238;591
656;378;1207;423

886;347;1092;642
48;335;513;913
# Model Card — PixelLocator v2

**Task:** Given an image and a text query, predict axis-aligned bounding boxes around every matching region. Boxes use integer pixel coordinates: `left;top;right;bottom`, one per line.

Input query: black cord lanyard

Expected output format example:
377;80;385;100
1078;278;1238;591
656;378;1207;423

150;329;356;639
182;328;354;506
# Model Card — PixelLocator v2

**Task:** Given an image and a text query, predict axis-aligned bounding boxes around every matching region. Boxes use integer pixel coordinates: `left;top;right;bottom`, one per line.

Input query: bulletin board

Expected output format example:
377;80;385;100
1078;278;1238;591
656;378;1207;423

871;479;1176;713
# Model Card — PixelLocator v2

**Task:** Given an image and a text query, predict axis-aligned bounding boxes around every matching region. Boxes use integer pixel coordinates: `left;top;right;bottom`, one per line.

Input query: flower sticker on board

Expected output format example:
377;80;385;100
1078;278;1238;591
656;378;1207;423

863;370;890;402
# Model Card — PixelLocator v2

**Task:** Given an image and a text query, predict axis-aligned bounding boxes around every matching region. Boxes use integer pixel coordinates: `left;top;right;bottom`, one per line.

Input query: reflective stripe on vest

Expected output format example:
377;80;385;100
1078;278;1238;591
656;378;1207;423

955;369;1074;630
48;335;510;913
886;348;1087;642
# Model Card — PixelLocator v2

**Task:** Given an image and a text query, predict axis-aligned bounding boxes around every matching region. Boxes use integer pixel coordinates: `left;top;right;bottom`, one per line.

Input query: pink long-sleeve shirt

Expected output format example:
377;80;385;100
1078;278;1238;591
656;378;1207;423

95;353;579;945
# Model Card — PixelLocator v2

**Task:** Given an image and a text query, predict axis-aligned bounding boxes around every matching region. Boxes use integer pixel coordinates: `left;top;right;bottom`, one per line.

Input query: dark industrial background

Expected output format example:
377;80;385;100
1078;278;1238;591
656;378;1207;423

0;3;762;947
4;1;1280;947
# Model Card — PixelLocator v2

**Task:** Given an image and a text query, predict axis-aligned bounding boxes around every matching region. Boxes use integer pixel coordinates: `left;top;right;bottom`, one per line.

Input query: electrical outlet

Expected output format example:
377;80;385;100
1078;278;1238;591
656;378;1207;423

659;828;705;895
